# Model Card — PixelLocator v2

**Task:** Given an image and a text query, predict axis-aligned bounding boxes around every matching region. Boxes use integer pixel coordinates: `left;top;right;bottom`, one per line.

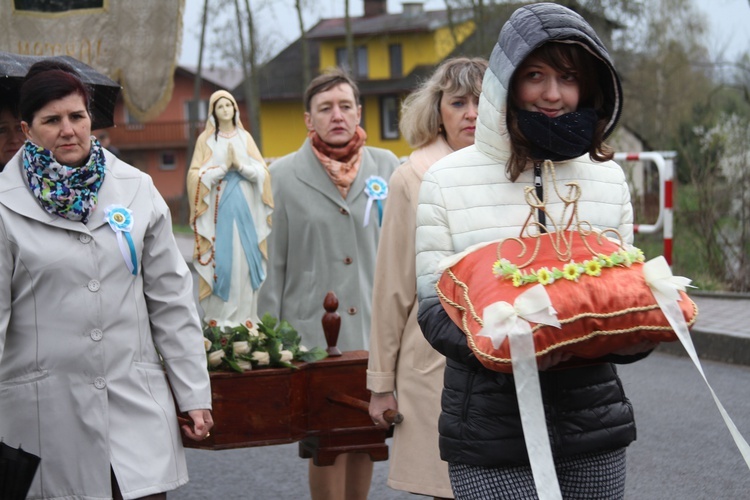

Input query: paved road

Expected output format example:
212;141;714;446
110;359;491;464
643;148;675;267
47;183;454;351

171;351;750;500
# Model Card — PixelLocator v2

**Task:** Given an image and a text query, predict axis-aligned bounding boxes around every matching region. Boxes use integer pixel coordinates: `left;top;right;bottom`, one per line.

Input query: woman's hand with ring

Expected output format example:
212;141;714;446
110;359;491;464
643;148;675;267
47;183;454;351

181;409;214;441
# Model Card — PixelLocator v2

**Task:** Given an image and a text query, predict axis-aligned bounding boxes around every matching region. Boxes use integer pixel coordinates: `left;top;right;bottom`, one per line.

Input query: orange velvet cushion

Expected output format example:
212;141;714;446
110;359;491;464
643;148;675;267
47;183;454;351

436;233;698;373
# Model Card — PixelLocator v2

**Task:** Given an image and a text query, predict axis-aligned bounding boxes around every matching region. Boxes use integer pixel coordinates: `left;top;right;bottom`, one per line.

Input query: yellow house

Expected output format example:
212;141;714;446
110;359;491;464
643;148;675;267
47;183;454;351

250;0;476;159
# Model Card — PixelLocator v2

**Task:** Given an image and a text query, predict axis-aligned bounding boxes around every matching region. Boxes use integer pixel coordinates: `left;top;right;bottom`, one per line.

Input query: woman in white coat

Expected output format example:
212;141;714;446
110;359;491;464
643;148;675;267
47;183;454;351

366;57;487;499
415;4;653;498
187;90;273;328
0;60;212;499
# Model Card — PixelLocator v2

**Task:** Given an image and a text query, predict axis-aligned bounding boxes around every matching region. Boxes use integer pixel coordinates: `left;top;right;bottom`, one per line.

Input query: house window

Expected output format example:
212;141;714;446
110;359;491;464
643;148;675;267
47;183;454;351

14;0;104;13
124;107;143;130
356;46;368;79
184;99;208;123
160;151;176;171
336;45;369;79
335;47;346;68
380;95;399;140
389;44;402;78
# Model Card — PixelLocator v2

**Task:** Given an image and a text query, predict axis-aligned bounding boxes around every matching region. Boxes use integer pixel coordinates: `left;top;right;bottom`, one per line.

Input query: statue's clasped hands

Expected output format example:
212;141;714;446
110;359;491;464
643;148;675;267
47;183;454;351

226;143;240;171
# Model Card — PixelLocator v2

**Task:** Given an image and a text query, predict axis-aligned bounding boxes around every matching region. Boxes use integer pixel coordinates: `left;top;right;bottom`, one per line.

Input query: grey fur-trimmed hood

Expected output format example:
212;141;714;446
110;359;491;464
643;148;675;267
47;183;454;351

474;2;623;162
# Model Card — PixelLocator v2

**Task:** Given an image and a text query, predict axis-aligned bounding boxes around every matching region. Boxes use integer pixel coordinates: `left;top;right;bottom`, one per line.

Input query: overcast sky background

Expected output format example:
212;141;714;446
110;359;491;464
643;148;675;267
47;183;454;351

179;0;750;68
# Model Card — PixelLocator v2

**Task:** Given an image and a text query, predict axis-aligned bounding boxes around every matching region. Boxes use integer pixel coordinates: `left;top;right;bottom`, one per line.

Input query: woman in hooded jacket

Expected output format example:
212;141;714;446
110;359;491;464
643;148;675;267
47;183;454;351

415;3;652;499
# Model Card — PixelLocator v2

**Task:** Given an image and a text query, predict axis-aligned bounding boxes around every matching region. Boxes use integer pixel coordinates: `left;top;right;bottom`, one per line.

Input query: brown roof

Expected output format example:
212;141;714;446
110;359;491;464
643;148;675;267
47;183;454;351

306;8;473;39
243;6;474;102
233;38;321;102
239;2;618;103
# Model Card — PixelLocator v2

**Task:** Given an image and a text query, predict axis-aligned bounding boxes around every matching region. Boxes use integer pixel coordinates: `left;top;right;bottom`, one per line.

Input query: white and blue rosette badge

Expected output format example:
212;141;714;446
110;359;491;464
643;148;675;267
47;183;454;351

363;175;388;227
104;205;138;276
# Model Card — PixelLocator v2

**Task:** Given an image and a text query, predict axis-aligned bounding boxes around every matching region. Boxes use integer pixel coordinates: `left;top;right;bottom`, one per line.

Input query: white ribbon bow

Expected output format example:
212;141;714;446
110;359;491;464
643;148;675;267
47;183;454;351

643;255;693;302
478;285;563;500
644;256;750;471
478;284;562;349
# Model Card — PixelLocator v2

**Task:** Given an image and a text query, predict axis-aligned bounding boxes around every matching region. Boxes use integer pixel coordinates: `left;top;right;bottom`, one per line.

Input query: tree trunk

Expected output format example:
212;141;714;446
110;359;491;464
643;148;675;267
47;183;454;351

443;0;460;49
233;0;261;150
243;0;262;150
185;0;210;226
474;0;484;53
295;0;311;87
189;0;209;159
345;0;354;73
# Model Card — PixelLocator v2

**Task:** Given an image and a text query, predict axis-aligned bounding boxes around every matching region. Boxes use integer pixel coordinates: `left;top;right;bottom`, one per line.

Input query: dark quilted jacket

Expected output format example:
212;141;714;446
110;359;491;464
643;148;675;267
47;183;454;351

418;296;638;466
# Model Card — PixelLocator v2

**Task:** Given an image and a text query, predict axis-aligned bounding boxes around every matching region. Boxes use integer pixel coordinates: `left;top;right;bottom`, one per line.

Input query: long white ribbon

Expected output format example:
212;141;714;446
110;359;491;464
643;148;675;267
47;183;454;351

479;285;563;500
644;256;750;470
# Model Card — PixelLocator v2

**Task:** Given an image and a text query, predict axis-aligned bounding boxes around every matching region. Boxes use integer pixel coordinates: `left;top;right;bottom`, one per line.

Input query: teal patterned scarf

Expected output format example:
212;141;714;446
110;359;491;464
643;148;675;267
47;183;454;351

22;138;106;223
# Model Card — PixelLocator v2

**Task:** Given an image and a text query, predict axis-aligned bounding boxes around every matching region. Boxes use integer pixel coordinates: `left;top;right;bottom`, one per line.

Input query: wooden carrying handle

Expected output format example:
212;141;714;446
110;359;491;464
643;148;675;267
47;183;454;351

382;409;404;425
327;392;404;424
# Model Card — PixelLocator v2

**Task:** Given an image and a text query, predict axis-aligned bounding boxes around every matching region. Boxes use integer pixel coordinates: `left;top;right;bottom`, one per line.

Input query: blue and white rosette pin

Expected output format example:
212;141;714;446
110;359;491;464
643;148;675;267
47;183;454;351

363;175;388;227
104;205;138;276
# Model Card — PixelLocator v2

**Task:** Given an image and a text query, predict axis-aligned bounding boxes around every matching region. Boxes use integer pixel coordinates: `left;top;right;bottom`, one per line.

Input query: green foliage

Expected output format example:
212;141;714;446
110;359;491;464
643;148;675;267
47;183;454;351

634;182;733;292
634;230;724;291
203;313;327;373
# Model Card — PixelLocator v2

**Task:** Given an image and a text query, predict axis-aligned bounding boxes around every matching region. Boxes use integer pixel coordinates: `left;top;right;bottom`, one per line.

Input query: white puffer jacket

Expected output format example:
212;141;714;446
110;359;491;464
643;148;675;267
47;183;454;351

415;18;632;302
415;144;633;300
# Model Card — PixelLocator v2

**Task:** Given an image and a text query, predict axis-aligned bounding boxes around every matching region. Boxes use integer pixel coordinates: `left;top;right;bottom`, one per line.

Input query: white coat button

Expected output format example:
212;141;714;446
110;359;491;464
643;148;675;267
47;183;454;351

90;329;103;341
94;377;106;389
79;234;92;244
88;280;100;292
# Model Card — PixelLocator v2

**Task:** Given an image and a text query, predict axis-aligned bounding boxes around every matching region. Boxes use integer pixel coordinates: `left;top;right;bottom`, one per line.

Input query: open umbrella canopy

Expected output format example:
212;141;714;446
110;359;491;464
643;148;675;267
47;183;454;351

0;441;40;500
0;51;121;129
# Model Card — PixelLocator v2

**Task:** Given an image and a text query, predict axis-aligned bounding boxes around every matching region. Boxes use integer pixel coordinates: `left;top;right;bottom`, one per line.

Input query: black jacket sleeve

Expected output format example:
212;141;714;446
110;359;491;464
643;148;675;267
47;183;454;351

417;295;483;370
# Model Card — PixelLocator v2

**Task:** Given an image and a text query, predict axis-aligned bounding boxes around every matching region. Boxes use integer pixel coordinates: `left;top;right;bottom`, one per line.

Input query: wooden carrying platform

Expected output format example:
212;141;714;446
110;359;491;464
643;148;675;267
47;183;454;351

180;292;399;466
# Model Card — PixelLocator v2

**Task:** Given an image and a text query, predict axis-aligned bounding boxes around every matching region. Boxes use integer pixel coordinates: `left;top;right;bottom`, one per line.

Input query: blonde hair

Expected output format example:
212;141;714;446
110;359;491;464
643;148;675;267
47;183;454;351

399;57;488;149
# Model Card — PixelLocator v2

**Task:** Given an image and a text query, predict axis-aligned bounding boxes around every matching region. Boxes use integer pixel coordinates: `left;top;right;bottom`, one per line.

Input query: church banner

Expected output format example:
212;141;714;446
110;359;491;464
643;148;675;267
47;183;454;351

0;0;185;122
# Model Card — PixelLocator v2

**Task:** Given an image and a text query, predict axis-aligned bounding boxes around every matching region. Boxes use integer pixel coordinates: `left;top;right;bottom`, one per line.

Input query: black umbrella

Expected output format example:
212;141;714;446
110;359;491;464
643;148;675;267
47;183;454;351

0;51;121;129
0;441;40;500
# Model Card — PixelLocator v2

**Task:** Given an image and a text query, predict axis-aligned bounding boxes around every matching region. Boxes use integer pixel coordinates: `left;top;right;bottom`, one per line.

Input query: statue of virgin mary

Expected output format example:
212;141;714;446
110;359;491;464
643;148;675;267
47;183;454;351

187;90;273;328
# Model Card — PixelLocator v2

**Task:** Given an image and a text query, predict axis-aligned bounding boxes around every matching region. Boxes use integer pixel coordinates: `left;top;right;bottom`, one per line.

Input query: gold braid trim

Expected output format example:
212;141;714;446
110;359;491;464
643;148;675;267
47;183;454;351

512;160;627;269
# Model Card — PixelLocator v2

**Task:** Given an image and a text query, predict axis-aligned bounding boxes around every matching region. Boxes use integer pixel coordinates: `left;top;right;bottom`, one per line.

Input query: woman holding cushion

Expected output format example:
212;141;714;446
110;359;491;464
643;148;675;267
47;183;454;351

415;3;653;498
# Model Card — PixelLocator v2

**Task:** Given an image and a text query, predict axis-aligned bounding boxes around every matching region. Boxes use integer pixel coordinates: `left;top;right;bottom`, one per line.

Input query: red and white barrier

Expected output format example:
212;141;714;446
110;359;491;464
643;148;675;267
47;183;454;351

614;151;676;265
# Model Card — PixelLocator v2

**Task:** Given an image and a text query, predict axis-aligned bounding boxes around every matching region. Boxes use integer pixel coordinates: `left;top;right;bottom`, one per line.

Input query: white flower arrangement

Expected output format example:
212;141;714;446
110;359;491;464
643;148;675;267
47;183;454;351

203;313;327;373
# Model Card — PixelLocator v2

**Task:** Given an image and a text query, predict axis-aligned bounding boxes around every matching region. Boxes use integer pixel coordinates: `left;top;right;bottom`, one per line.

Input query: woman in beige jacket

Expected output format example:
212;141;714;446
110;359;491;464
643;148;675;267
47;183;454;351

367;57;487;499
